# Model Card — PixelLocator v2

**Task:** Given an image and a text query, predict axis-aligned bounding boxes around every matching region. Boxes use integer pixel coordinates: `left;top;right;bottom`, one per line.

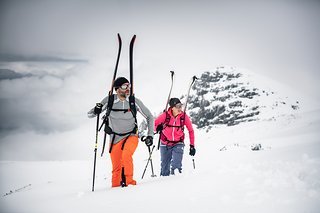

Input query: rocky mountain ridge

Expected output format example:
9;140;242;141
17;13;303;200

185;67;300;131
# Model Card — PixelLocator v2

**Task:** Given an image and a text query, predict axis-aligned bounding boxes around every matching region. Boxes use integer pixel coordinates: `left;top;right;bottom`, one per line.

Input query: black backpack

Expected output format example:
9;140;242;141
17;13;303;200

100;94;138;155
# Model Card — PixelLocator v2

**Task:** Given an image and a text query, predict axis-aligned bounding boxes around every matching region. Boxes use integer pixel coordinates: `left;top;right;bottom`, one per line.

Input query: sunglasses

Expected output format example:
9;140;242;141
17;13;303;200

119;83;131;90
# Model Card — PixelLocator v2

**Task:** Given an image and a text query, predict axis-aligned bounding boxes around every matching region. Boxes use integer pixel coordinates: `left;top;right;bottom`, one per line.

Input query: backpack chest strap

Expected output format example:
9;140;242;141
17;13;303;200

111;108;131;113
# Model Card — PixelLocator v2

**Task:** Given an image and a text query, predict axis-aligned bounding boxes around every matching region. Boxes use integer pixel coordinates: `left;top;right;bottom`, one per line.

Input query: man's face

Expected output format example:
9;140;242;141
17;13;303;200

117;83;131;98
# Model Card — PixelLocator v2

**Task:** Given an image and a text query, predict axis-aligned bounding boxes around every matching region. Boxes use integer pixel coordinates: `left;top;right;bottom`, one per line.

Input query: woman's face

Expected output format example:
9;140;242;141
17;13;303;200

172;103;182;116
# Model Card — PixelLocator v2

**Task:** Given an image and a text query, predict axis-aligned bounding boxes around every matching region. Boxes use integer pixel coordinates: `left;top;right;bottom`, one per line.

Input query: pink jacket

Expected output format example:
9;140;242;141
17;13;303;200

154;108;195;146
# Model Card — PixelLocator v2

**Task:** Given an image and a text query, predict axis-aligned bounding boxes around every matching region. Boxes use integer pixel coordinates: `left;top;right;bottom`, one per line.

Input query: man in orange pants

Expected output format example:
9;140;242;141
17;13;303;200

88;77;154;187
110;136;139;186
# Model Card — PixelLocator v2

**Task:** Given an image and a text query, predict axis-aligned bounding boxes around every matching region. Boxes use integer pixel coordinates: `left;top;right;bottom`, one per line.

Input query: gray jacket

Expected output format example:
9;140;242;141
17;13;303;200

88;95;154;144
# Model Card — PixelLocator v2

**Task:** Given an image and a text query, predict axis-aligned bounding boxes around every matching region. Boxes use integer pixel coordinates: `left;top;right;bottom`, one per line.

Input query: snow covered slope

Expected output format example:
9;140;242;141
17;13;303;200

1;107;319;213
1;67;319;213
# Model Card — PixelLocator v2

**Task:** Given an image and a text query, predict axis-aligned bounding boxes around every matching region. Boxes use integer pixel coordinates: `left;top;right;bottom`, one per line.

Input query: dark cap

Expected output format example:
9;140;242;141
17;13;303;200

114;77;129;90
169;98;181;108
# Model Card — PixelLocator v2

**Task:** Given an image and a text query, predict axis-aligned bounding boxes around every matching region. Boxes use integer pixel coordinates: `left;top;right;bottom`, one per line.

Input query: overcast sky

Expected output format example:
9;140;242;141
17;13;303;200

0;0;319;159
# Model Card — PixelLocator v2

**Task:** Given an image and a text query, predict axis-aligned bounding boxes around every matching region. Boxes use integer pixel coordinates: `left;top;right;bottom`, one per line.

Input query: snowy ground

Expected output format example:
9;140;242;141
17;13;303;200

1;108;320;213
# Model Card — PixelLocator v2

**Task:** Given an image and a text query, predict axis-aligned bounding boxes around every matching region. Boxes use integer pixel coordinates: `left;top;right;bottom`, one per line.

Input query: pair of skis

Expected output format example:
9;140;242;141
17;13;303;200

92;34;136;192
156;72;198;150
108;33;136;96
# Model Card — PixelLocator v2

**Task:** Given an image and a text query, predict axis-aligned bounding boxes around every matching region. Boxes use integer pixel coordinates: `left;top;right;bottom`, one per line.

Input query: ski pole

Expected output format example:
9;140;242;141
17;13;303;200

192;158;196;169
92;103;102;192
148;145;157;177
141;145;156;179
141;136;156;178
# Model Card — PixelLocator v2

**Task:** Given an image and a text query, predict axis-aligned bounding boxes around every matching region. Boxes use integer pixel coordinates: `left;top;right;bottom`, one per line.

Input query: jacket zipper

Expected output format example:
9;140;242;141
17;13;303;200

172;117;176;141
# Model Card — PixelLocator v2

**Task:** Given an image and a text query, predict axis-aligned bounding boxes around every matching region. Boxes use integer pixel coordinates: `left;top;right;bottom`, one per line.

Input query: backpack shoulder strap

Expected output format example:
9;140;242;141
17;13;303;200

164;110;171;125
106;94;115;116
180;112;186;130
164;111;185;129
129;95;138;135
129;95;137;118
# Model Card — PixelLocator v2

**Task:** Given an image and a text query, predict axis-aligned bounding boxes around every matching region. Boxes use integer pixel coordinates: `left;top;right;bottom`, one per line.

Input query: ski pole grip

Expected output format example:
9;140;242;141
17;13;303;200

94;103;103;115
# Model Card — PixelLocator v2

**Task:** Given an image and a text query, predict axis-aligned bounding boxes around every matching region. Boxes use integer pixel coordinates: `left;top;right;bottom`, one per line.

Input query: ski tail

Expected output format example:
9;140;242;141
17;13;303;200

99;33;122;156
181;75;198;130
129;35;136;96
165;71;175;111
109;33;122;93
157;71;175;150
183;75;198;112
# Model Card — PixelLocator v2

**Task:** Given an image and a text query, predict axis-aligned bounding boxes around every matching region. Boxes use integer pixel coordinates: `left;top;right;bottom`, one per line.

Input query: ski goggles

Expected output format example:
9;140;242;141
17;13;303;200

119;83;131;90
174;103;183;109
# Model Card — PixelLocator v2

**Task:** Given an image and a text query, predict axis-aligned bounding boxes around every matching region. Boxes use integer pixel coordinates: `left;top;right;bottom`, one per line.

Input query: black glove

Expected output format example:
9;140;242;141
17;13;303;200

94;103;103;115
156;124;163;133
144;136;153;147
189;145;196;156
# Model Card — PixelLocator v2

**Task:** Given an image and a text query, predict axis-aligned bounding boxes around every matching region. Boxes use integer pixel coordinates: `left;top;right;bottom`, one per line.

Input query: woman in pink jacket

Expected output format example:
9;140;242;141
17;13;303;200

154;98;195;176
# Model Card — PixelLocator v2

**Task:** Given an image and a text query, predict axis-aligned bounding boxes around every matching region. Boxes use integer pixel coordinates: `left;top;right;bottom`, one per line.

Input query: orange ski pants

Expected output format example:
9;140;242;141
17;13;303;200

110;135;138;187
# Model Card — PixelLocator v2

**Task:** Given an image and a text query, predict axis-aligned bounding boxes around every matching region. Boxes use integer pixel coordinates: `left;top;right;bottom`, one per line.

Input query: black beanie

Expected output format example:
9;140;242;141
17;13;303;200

169;98;181;107
114;77;129;90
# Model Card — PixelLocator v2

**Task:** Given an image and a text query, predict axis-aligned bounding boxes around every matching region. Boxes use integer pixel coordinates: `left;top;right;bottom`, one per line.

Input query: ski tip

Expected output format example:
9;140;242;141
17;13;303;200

117;33;122;40
129;35;136;47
